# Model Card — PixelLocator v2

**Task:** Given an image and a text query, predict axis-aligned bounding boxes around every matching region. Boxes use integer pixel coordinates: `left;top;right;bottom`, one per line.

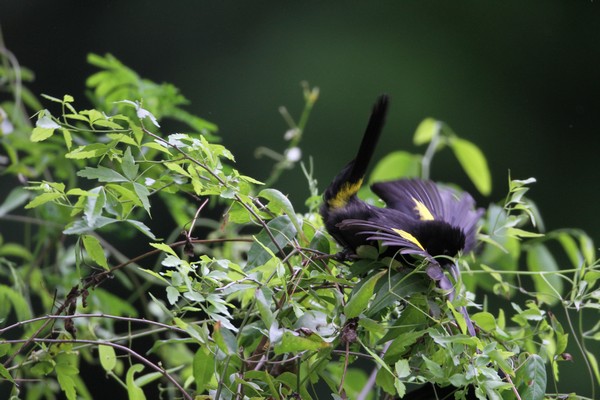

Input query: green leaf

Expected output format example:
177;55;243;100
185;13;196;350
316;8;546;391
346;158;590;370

126;364;146;400
450;137;492;195
413;117;440;145
273;331;328;355
394;359;410;397
84;187;106;227
515;354;546;400
471;312;496;332
369;151;421;183
78;166;128;183
66;143;110;159
376;367;396;395
193;348;215;394
121;147;139;180
0;188;29;217
125;219;157;240
526;244;563;306
258;188;301;233
384;330;425;363
149;242;178;257
98;344;117;372
245;215;297;270
213;322;237;355
82;235;109;270
255;287;274;327
55;352;79;400
344;270;386;318
422;356;444;379
24;192;63;209
585;350;600;385
0;363;14;383
133;182;151;215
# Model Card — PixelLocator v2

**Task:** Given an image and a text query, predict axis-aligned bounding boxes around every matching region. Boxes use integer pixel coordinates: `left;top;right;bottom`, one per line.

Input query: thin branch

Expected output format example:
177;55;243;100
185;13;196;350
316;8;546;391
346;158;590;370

2;338;192;400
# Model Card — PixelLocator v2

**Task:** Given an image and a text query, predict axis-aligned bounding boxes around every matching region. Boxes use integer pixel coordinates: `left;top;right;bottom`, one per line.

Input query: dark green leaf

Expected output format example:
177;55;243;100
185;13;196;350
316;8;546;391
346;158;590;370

344;270;386;318
78;166;128;183
245;216;297;270
193;348;215;394
516;354;546;400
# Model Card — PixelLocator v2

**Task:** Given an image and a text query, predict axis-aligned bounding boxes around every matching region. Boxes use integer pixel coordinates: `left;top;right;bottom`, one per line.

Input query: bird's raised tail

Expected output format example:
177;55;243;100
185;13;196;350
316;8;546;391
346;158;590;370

322;95;389;212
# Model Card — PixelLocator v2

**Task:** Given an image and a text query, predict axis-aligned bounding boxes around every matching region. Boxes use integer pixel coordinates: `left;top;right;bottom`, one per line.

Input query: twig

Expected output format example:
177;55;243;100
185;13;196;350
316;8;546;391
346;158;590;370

2;338;192;400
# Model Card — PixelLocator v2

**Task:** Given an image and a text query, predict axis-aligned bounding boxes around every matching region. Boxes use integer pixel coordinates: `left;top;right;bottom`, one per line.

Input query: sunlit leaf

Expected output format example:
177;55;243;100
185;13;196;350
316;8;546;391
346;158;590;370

450;137;491;195
82;234;109;270
98;344;117;372
126;364;146;400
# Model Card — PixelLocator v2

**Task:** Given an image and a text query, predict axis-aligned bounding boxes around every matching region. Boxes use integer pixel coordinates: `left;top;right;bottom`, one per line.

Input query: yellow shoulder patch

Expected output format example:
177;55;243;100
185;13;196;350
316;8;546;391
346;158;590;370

328;179;363;209
412;198;434;221
392;228;425;251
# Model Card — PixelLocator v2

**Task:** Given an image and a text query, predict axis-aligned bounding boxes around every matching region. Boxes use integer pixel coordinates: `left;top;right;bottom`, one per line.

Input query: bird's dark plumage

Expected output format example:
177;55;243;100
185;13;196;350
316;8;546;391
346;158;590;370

320;95;484;399
320;95;482;266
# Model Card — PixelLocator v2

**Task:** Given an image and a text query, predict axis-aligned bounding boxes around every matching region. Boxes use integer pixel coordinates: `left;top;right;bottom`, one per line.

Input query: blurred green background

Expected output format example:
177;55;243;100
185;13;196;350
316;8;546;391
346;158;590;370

2;0;599;396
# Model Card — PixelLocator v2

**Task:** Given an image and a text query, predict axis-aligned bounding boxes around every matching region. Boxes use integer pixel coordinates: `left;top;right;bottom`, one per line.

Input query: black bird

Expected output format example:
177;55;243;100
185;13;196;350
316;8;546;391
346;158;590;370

320;95;482;273
320;95;483;399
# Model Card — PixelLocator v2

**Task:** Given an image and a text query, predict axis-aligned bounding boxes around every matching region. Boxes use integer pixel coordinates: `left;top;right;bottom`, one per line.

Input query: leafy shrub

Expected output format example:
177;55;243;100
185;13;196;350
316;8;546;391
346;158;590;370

0;48;599;400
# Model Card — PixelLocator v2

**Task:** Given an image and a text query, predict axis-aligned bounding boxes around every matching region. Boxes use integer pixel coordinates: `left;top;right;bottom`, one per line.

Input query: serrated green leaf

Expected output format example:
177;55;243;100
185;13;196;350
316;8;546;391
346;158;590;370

166;286;180;305
78;166;128;183
121;147;139;180
98;344;117;372
55;352;79;400
344;270;386;318
516;354;546;400
66;143;110;159
82;234;109;270
24;192;63;209
259;188;301;233
31;127;55;142
149;242;177;256
62;128;73;149
450;137;491;195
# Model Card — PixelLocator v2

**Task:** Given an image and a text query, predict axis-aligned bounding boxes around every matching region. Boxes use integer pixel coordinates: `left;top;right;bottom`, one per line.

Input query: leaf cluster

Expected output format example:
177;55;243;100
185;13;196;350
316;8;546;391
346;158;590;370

0;49;599;400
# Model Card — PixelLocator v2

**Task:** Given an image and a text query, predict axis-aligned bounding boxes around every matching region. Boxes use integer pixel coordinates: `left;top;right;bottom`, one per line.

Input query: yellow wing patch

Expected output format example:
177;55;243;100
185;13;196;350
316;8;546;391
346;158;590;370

412;198;434;221
328;179;363;209
392;228;425;251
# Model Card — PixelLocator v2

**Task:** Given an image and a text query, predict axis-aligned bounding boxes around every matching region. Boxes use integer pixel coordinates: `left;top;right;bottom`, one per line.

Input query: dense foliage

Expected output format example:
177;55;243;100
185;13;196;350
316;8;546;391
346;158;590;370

0;45;599;400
